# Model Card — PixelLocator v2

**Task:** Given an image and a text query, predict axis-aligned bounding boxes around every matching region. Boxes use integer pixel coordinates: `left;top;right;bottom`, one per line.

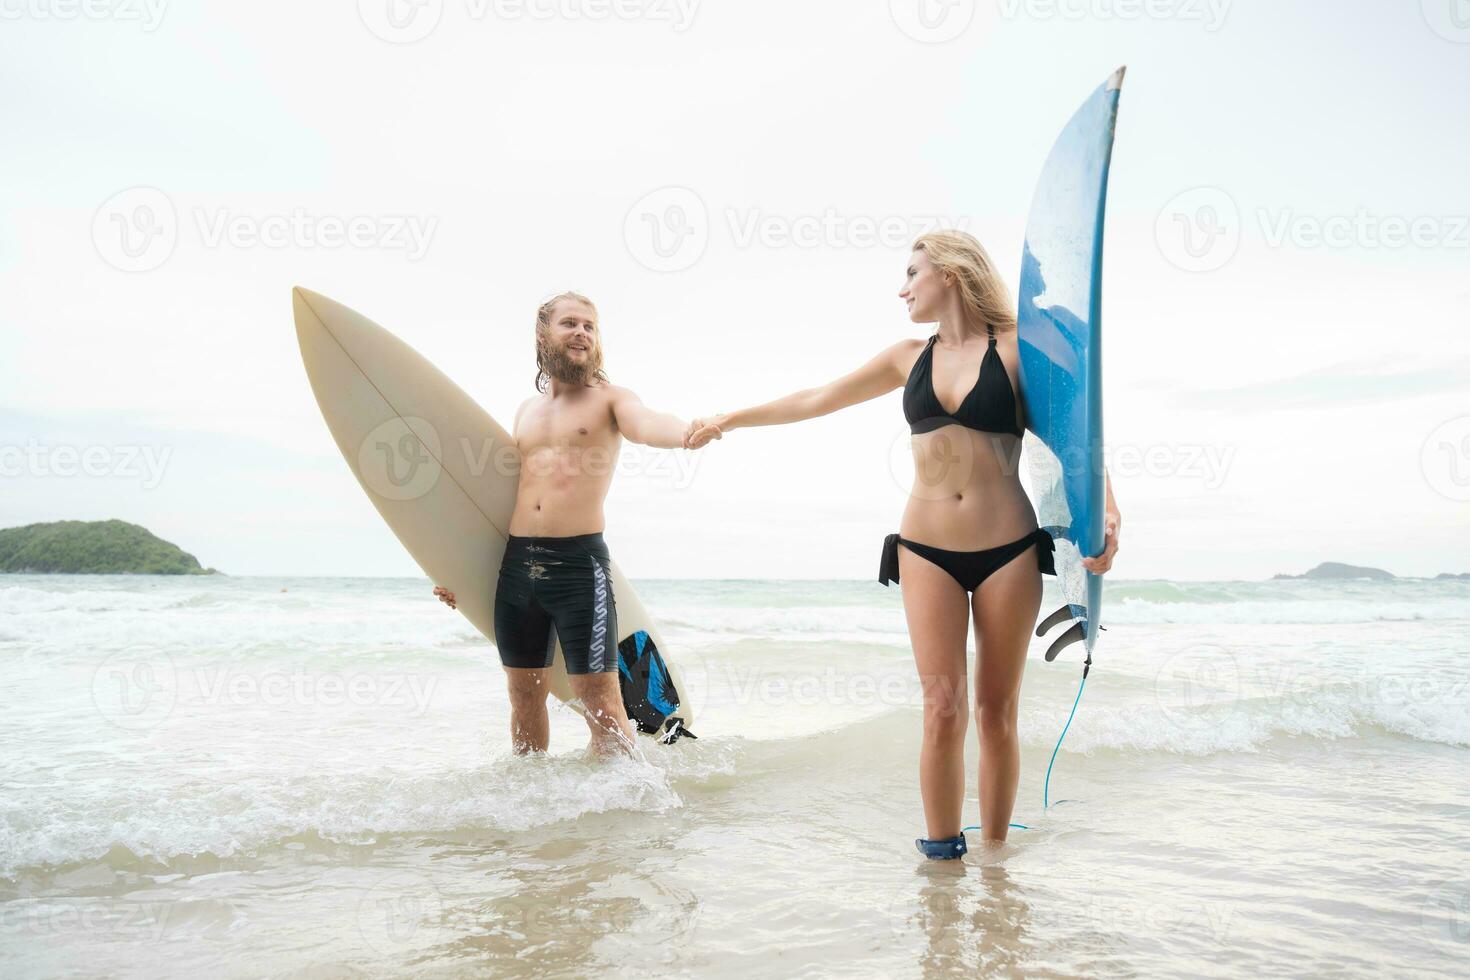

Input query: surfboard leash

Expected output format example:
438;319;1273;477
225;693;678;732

1043;651;1091;809
961;635;1099;837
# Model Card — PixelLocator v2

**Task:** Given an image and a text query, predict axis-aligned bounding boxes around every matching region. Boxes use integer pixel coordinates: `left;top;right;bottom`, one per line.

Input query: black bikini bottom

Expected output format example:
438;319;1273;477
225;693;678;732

879;528;1056;593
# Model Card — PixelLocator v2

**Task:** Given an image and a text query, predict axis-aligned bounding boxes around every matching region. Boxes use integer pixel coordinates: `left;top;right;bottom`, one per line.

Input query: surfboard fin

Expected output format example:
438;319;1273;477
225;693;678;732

657;717;696;744
1037;603;1106;661
1036;604;1074;637
1044;621;1087;662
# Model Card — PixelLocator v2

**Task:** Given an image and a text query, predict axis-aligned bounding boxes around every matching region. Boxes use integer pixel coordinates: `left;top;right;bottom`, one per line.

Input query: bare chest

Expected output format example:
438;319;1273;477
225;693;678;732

516;394;618;455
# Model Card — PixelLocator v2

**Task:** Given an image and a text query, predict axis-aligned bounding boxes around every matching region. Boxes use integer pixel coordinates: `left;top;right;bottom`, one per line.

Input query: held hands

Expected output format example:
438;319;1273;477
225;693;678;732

1080;511;1121;575
432;585;457;610
683;413;728;450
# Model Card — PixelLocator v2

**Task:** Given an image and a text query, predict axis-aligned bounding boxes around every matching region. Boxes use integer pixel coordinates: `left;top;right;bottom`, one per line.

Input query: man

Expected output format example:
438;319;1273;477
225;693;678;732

434;292;707;757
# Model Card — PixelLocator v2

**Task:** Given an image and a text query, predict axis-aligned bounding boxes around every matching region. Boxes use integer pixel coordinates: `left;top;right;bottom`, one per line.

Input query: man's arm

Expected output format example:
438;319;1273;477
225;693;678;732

608;386;689;449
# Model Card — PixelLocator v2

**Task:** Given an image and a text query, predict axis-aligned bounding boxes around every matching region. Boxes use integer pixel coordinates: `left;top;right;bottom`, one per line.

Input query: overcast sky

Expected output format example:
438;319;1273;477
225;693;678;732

2;0;1467;580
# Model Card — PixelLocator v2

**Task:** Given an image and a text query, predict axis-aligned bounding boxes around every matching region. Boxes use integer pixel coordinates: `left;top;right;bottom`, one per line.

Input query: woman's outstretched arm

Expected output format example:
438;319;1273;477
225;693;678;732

687;338;920;447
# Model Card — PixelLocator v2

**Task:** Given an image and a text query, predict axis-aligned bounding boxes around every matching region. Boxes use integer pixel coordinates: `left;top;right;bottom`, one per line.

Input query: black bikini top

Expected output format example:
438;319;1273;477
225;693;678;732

902;325;1023;437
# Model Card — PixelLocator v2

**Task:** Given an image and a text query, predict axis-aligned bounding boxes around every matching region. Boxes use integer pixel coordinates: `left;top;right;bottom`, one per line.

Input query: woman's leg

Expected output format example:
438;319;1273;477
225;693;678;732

971;543;1044;842
899;545;973;840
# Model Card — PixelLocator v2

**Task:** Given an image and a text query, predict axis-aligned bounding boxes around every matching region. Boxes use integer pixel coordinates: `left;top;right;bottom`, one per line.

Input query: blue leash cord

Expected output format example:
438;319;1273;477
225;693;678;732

1044;656;1090;809
963;655;1092;835
963;822;1029;832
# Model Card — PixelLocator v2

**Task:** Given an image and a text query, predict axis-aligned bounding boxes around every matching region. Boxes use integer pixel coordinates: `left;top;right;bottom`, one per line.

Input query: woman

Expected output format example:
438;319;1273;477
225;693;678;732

687;230;1121;857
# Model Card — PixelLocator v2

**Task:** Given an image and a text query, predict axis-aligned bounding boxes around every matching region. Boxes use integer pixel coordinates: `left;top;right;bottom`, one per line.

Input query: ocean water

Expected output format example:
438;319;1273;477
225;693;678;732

0;573;1466;978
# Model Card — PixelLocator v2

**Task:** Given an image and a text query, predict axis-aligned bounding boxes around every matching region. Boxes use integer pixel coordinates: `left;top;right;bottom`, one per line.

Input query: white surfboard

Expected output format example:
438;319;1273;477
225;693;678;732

292;287;696;741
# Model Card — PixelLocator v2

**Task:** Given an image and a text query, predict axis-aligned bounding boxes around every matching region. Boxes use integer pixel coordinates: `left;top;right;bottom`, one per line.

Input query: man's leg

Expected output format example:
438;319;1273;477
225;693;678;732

505;667;551;754
494;536;556;753
567;671;635;757
546;534;633;756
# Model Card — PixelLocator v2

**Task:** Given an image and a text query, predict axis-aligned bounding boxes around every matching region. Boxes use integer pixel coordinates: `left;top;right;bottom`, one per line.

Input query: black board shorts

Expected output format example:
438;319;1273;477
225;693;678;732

493;533;618;675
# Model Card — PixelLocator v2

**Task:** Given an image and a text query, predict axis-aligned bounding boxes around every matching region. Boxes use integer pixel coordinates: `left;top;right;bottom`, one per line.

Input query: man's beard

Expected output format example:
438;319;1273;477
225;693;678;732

542;340;597;385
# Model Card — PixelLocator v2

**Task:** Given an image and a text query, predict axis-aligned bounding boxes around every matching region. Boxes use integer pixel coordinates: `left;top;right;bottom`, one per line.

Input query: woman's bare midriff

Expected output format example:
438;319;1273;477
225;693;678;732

899;426;1039;549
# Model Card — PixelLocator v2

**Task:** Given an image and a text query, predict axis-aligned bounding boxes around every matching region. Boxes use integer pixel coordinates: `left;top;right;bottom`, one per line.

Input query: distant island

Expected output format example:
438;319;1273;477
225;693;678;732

1273;562;1394;581
0;520;219;575
1273;563;1470;581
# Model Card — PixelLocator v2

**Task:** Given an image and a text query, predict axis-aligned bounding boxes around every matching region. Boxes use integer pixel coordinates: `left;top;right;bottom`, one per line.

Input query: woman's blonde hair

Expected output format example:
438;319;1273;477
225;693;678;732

534;291;609;391
911;230;1016;335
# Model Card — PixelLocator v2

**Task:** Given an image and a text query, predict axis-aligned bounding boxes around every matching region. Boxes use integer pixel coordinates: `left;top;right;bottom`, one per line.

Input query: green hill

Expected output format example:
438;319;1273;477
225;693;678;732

1272;561;1394;581
0;520;219;575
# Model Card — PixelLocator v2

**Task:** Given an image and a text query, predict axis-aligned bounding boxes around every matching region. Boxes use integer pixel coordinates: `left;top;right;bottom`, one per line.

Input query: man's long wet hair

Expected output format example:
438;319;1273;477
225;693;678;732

534;291;610;392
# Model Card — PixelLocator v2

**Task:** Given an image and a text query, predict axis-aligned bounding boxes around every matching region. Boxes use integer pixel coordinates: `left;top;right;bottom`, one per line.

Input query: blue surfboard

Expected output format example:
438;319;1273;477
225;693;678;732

1017;67;1124;660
